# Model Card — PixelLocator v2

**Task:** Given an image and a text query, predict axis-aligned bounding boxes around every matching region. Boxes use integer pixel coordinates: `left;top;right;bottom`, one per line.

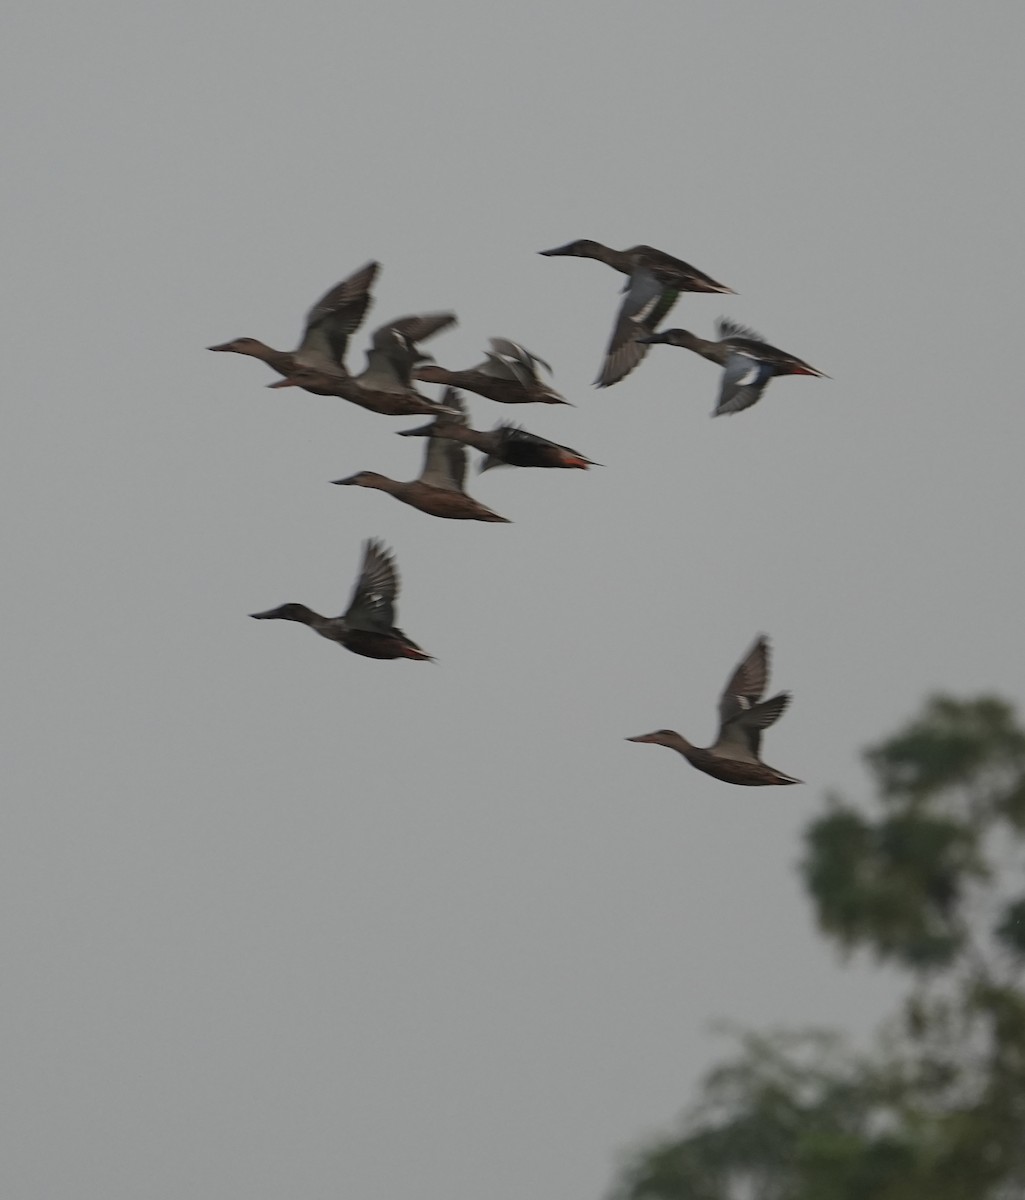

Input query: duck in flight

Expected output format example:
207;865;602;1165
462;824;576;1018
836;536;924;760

415;337;569;405
267;311;459;417
627;635;801;786
538;240;734;387
332;390;511;522
250;539;432;661
638;318;828;416
397;412;597;471
208;260;379;378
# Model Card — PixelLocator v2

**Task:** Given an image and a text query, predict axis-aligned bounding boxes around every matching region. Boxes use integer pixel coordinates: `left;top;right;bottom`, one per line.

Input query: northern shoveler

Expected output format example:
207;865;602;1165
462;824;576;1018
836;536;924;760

267;311;457;414
266;366;456;418
538;241;733;387
250;538;432;660
208;261;379;377
416;337;569;405
639;318;828;415
627;635;801;786
397;416;597;471
332;390;511;522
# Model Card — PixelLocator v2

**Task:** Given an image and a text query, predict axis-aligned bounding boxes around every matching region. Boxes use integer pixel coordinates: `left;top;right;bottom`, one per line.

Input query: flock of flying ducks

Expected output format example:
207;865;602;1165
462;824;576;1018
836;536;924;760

210;242;828;787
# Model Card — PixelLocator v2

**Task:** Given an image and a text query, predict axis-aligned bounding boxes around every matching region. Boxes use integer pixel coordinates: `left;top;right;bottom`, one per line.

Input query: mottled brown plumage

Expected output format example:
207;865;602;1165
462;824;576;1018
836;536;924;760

538;240;734;387
266;308;458;414
332;390;511;522
398;418;597;471
266;366;455;418
208;261;379;377
415;338;568;405
250;539;432;661
627;636;801;786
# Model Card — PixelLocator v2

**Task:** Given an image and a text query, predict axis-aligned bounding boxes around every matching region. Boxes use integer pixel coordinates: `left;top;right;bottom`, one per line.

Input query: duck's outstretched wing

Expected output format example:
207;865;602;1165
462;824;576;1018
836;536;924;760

384;312;458;347
713;636;789;761
298;261;380;372
713;693;791;762
595;265;678;388
718;635;771;725
344;538;399;633
716;316;766;344
714;352;774;415
482;338;552;384
417;389;468;492
361;311;458;390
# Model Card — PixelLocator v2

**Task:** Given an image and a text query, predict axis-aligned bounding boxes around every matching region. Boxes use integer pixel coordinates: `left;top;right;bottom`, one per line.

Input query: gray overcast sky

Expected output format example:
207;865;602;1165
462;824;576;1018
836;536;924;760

4;3;1025;1198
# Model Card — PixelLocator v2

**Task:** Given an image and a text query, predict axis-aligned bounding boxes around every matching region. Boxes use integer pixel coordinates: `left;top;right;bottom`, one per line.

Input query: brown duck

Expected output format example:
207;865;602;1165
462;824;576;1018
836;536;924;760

266;365;456;418
415;337;569;405
250;539;432;660
638;318;828;416
397;416;597;471
539;240;734;388
627;636;801;786
267;311;458;415
208;261;379;377
332;390;511;522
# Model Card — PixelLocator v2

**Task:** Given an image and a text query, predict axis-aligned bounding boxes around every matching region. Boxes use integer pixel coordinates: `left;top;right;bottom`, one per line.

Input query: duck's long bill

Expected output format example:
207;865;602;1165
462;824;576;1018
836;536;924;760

266;378;299;388
625;733;659;743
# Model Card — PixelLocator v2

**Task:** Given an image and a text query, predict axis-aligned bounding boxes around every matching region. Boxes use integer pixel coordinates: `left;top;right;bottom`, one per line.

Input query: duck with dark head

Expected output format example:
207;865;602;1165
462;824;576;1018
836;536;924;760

538;239;734;387
251;539;432;661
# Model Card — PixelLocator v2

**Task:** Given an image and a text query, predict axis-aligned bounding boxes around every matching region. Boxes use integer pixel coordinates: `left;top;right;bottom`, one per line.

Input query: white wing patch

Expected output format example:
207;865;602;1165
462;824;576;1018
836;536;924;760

632;296;660;324
735;358;762;386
